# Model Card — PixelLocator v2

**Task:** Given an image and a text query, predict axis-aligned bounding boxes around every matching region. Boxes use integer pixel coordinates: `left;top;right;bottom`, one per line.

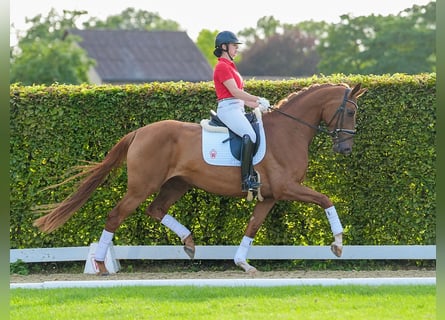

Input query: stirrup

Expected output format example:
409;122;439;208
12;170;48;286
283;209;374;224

242;177;261;193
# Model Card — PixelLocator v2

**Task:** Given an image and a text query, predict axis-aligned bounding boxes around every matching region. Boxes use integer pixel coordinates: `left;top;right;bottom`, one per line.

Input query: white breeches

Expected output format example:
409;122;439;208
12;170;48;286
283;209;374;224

217;99;256;143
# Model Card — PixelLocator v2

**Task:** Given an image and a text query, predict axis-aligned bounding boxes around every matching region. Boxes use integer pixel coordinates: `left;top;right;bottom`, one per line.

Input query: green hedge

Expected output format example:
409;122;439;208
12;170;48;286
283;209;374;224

10;74;436;248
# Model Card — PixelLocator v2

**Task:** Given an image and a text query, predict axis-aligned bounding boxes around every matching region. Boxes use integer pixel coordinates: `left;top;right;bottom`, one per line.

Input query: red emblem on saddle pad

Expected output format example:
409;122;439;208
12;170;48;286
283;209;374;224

210;149;217;159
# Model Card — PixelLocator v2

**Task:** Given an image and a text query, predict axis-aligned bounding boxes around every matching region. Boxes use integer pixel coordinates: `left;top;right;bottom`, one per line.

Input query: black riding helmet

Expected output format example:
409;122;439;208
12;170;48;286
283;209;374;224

213;31;242;59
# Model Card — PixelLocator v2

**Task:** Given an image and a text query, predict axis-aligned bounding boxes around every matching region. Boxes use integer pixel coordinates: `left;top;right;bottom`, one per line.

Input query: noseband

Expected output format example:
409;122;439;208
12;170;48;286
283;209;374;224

269;87;358;141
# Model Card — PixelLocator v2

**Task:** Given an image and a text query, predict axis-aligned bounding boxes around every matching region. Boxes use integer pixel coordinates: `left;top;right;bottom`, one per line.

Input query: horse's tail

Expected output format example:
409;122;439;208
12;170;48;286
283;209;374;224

33;131;137;233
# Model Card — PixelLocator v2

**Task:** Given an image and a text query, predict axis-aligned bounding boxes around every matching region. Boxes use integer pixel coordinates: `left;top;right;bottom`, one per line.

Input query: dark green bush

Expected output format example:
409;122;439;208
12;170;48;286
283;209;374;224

10;74;436;248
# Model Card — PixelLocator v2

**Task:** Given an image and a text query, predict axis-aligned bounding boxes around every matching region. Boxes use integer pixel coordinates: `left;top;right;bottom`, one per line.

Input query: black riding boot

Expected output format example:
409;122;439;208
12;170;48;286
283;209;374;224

240;135;260;192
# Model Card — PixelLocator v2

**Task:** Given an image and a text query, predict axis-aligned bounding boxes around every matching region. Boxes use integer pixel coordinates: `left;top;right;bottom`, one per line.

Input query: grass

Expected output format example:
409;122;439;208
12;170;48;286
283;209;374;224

10;285;435;320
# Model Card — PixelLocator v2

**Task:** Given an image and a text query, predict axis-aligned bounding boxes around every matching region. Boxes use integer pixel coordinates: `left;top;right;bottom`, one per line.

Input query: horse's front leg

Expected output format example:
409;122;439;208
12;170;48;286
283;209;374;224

284;184;344;257
234;199;276;273
326;206;343;257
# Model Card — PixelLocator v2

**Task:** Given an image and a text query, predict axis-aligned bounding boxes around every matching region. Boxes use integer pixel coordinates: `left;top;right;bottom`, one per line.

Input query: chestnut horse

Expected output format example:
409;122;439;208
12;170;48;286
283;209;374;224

34;83;366;275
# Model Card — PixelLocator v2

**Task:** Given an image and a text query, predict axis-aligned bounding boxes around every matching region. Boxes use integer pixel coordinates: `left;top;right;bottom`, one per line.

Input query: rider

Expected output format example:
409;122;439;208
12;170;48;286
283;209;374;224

213;30;271;193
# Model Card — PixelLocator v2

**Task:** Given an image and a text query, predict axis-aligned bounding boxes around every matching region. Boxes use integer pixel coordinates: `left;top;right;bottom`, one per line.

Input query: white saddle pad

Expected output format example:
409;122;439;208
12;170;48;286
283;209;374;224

201;118;266;167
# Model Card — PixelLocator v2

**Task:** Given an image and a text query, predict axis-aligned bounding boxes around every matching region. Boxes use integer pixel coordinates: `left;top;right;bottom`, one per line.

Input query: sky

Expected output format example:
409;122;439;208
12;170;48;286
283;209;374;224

10;0;433;45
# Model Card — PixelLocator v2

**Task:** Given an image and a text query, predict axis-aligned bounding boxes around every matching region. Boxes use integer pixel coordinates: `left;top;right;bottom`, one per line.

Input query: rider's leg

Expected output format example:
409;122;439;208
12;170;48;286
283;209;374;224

240;134;260;192
216;99;257;143
217;100;259;192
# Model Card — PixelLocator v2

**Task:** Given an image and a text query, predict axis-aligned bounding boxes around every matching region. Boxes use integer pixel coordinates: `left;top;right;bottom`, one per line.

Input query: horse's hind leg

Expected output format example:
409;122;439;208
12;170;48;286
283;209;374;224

145;177;195;258
234;199;276;273
94;187;151;275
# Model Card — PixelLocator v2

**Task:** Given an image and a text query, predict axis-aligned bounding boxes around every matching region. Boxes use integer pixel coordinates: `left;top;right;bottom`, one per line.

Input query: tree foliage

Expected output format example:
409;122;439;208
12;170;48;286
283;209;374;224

10;38;93;85
235;1;435;76
237;28;319;77
316;1;436;75
196;29;219;68
236;16;319;77
81;8;181;31
10;8;182;85
15;8;86;44
238;16;282;46
10;9;95;85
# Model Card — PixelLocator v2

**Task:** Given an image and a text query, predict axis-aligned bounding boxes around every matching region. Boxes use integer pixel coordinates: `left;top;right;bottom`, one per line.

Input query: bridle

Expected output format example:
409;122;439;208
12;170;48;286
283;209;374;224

269;88;358;141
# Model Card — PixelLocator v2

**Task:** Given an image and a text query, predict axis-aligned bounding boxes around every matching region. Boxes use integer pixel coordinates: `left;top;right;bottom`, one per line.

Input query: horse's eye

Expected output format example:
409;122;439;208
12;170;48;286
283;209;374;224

347;109;355;117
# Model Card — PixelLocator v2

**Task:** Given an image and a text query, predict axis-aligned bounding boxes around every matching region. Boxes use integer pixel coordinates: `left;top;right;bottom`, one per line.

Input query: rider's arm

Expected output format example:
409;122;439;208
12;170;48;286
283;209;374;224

223;78;260;109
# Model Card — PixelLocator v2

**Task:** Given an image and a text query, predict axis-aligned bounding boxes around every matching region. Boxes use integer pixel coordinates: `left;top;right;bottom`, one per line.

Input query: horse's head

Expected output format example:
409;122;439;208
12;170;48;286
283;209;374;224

323;83;367;155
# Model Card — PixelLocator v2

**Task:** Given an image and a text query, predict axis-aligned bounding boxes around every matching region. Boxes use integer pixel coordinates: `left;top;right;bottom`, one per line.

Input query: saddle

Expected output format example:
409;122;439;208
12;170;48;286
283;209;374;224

201;110;261;161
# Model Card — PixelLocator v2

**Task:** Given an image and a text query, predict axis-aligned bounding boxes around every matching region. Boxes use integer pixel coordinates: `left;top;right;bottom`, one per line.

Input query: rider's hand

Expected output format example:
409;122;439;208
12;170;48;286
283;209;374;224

257;97;270;112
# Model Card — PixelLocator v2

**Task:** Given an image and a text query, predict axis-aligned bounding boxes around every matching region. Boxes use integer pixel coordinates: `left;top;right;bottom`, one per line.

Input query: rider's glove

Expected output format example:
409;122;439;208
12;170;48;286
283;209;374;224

257;97;270;112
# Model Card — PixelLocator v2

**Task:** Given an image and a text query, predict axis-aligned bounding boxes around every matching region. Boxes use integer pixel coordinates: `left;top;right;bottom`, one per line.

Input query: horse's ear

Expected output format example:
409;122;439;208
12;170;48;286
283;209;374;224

349;83;367;99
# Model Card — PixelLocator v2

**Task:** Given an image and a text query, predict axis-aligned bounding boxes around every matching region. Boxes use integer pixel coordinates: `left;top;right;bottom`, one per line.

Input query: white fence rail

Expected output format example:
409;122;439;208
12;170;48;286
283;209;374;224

10;245;436;263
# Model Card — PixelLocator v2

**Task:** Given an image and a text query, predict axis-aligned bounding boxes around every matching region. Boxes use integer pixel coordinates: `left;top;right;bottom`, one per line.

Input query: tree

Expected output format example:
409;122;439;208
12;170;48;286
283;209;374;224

236;16;321;77
10;8;183;85
196;29;219;68
10;37;93;85
238;15;281;46
10;9;94;85
82;8;180;31
237;28;319;77
14;8;87;44
317;1;436;75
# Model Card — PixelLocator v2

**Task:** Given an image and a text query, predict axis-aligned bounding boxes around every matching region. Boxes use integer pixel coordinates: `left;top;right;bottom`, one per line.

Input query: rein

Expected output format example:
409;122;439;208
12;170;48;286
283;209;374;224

269;88;358;139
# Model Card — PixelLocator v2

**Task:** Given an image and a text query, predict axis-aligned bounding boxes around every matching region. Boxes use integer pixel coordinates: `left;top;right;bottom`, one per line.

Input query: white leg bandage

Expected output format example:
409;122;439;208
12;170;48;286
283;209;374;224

161;214;191;242
325;206;343;236
234;236;253;264
95;229;114;262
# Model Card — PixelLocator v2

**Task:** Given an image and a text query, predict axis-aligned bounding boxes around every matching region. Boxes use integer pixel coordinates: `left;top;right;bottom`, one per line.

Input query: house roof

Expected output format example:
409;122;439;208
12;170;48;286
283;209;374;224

67;29;213;83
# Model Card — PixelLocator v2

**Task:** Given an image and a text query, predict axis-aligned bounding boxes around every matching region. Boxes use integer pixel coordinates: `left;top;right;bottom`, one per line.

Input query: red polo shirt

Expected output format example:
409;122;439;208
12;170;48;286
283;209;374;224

213;58;243;100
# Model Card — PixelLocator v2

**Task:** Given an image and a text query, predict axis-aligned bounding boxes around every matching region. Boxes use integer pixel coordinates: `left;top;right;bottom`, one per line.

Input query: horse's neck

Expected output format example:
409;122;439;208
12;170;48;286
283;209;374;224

270;93;324;140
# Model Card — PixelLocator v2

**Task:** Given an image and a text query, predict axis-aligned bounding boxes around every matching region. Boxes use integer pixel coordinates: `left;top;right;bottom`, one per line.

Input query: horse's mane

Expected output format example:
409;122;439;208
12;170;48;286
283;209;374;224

275;83;349;108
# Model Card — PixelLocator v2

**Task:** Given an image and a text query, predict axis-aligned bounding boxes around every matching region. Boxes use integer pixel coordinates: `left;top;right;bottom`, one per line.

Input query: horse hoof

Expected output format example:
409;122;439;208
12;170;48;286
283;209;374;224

183;245;195;259
94;260;110;276
236;261;257;274
247;267;259;276
331;242;343;257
